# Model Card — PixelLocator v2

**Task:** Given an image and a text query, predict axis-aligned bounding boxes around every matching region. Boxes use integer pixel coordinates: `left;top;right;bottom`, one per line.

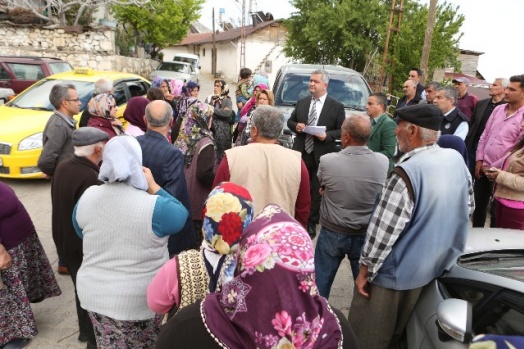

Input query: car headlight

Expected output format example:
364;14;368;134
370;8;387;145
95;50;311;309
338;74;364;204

19;133;43;151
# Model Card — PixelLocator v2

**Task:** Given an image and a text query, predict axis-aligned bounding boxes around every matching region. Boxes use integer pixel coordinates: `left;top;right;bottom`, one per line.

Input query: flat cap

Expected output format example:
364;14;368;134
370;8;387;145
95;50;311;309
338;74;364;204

72;127;109;146
396;104;443;131
452;77;471;85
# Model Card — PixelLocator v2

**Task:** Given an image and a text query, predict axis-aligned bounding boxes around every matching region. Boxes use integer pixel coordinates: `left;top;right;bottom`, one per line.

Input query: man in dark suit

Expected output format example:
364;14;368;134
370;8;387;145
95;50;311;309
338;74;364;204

287;69;345;238
137;100;195;256
433;86;469;140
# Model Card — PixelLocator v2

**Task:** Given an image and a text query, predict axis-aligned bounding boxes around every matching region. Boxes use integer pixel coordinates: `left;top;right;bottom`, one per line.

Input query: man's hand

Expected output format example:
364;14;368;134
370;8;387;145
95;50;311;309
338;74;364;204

475;160;484;180
319;186;325;196
295;123;306;133
355;265;370;299
143;166;160;194
315;132;327;141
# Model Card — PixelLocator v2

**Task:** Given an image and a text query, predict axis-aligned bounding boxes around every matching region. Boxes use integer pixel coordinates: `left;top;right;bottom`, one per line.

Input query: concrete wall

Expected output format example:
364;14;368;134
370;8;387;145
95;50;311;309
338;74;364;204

0;23;159;78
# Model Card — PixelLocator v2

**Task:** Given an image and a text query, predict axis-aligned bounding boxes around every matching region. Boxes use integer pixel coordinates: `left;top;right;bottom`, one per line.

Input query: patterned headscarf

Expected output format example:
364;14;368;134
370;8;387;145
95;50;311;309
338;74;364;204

210;79;230;107
151;76;167;89
87;93;116;119
178;81;201;118
202;204;343;349
201;182;254;292
123;96;149;132
98;135;147;191
174;98;214;167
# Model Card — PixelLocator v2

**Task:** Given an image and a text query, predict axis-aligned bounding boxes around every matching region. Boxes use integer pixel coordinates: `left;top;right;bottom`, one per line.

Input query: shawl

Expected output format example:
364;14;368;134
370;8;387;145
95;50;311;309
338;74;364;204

202;204;343;349
123;96;149;132
209;80;230;107
88;93;116;119
98;135;148;191
201;182;254;292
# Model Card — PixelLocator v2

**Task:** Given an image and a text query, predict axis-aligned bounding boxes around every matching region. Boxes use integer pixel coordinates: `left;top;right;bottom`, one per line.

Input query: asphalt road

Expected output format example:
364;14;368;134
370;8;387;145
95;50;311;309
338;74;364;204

1;73;354;348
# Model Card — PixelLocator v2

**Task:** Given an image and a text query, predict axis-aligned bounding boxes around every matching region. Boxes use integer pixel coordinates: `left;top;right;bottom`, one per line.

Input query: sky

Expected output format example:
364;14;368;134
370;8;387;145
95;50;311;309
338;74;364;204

198;0;523;82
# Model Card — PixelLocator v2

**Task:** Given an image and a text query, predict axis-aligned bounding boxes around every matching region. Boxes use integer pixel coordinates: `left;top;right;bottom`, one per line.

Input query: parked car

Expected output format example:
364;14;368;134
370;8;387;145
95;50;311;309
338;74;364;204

0;67;150;179
272;64;371;148
400;228;524;349
0;56;73;94
0;87;14;104
171;53;200;77
150;61;199;83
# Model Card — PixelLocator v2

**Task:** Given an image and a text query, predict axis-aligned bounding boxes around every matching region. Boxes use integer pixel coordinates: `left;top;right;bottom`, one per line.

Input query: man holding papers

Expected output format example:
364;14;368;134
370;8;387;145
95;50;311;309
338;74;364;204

287;69;345;239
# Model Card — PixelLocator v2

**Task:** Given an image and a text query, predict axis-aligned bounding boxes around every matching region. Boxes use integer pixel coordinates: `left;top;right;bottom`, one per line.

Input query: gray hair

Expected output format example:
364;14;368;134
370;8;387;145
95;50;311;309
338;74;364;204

49;83;76;109
145;100;173;127
343;114;372;145
404;122;440;143
251;105;284;140
94;78;113;95
424;81;441;90
311;69;329;84
74;141;105;157
437;86;457;106
494;77;510;88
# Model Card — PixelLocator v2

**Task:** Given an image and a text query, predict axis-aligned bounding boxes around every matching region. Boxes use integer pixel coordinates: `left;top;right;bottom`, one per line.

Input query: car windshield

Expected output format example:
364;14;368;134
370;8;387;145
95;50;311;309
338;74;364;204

174;56;197;68
459;250;524;282
275;73;369;111
49;62;73;74
8;79;94;111
158;63;190;74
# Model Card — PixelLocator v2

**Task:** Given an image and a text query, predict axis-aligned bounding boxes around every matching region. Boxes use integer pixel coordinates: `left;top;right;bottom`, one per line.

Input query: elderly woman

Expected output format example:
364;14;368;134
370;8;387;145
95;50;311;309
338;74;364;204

156;204;359;349
147;182;254;319
0;183;61;349
171;81;200;141
205;79;233;165
73;136;189;349
236;88;275;146
86;93;124;138
174;98;216;236
123;96;150;137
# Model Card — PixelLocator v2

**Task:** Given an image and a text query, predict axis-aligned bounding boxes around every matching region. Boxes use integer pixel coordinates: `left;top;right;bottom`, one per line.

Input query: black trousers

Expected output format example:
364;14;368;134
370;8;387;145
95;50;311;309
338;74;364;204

302;150;320;225
472;174;496;227
63;257;96;346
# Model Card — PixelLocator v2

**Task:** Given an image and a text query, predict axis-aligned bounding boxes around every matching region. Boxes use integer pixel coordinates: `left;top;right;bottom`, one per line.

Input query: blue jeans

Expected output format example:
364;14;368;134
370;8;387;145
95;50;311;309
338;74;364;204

314;226;365;299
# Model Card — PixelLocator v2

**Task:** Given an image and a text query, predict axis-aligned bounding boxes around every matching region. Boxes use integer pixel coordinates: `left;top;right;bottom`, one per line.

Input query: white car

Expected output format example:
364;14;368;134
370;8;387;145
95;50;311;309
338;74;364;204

0;87;14;104
150;61;199;83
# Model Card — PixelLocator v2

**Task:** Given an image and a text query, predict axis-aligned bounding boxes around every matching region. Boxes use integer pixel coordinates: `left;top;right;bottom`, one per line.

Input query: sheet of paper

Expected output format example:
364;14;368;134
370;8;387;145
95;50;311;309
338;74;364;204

304;125;326;136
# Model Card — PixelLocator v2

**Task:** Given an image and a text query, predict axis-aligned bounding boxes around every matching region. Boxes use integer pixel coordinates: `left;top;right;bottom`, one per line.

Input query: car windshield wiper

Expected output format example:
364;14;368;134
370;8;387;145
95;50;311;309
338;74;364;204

461;252;524;263
345;105;366;111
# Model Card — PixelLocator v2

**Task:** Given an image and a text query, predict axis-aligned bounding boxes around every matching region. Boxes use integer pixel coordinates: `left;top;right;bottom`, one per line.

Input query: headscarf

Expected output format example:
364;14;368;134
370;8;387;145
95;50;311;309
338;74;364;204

151;76;168;89
123;96;149;132
174;98;215;167
437;134;469;167
87;93;116;119
210;79;230;107
170;79;184;97
248;73;270;95
178;81;201;117
202;204;343;349
201;182;254;292
98;135;148;191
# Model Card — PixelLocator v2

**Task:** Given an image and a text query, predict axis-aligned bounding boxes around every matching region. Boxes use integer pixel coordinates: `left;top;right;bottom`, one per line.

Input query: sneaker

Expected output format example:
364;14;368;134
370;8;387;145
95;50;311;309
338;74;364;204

57;266;69;275
78;333;88;342
2;338;31;349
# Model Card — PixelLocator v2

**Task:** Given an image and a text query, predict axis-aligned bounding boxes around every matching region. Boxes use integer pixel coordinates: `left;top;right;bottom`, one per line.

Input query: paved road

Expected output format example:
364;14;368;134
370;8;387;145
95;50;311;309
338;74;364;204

1;73;354;348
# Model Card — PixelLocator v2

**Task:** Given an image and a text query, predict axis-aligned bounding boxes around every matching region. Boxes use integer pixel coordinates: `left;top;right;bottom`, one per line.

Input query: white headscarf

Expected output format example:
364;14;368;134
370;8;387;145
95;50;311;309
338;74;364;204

98;135;148;191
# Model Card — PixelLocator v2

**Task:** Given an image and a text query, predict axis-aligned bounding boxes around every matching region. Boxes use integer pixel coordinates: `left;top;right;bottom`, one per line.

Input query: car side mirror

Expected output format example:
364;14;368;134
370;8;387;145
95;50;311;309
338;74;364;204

198;66;201;69
436;299;473;343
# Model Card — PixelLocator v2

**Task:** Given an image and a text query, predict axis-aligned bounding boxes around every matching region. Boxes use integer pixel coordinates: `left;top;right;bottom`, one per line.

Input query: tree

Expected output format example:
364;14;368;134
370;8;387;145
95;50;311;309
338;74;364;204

111;0;203;59
284;0;389;72
1;0;151;25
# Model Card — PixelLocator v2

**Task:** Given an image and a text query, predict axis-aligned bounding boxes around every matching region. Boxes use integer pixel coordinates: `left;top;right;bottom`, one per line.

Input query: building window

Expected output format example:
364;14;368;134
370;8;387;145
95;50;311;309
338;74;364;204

203;48;206;57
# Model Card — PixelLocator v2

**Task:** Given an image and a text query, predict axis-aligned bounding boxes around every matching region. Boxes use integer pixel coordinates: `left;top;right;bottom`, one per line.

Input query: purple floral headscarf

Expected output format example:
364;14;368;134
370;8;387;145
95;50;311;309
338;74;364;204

202;204;343;349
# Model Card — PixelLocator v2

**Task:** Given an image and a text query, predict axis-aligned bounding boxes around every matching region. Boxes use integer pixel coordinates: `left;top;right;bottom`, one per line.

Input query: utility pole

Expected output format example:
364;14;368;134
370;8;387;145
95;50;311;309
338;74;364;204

212;7;216;76
239;0;246;69
419;0;438;84
378;0;404;93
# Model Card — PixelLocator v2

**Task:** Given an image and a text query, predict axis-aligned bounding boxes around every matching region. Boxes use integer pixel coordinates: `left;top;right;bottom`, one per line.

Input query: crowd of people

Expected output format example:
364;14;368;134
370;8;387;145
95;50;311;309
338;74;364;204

1;64;523;349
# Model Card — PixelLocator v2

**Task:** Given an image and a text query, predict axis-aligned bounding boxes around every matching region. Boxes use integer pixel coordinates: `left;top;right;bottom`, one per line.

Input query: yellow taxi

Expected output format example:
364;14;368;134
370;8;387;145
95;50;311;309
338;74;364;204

0;68;150;178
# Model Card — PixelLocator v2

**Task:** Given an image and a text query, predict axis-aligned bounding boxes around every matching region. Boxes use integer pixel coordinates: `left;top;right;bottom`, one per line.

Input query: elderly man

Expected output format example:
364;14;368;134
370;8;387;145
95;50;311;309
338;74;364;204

433;86;469;140
349;104;474;349
137;100;195;256
366;92;397;173
51;127;109;349
315;114;388;299
287;69;345;238
395;79;421;110
79;77;114;127
215;105;311;227
453;77;479;120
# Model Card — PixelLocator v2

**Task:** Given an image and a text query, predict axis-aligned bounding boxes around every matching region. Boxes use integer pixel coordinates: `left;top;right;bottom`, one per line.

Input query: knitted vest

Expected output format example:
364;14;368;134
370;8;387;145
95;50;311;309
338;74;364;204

226;143;301;216
76;183;169;320
441;109;468;136
372;147;470;290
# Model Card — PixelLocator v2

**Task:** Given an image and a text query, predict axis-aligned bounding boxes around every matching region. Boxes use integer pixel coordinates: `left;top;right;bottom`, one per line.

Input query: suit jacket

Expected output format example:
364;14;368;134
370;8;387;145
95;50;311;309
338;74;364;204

368;113;397;173
287;95;345;164
137;130;195;255
465;98;491;151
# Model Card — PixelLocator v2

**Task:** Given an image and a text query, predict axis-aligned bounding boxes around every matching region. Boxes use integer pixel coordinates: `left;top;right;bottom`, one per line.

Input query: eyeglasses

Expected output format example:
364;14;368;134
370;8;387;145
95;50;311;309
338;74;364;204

66;98;81;102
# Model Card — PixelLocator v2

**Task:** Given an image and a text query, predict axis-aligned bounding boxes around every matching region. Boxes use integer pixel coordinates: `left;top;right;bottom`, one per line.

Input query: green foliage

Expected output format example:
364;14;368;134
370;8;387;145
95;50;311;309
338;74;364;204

111;0;204;58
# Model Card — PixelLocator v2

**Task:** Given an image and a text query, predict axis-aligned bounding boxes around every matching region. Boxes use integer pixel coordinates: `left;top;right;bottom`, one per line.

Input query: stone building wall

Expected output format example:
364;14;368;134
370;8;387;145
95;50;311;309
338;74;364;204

0;23;159;77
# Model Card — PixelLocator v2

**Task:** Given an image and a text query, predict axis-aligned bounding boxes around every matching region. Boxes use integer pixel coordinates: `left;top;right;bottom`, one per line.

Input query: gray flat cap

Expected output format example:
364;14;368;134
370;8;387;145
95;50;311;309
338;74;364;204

72;127;109;146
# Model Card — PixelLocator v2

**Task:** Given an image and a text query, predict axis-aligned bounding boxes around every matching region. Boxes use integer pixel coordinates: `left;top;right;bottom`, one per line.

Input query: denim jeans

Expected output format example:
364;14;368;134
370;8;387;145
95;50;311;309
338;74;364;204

314;226;365;299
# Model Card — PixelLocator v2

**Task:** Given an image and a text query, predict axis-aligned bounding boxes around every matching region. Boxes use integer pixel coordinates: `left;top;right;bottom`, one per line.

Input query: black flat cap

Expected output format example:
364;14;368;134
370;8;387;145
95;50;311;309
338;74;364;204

72;127;109;146
396;104;443;131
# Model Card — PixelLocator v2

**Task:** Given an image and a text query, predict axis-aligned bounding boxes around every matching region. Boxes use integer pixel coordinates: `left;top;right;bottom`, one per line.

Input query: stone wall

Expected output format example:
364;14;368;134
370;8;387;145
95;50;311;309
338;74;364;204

0;23;159;78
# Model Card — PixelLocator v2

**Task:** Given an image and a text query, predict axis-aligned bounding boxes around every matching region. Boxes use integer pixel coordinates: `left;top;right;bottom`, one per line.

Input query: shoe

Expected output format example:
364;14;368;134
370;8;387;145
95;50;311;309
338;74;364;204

307;223;317;239
78;333;88;342
86;342;97;349
2;338;31;349
57;266;69;275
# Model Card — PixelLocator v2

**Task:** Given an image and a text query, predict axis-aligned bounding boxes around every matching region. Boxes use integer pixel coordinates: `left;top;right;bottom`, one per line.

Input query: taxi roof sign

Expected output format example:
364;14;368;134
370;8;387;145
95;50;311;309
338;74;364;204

74;67;94;75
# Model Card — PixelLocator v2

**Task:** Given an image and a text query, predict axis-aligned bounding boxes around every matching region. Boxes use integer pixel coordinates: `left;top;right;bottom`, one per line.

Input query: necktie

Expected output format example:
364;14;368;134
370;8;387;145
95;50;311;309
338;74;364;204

305;98;318;154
